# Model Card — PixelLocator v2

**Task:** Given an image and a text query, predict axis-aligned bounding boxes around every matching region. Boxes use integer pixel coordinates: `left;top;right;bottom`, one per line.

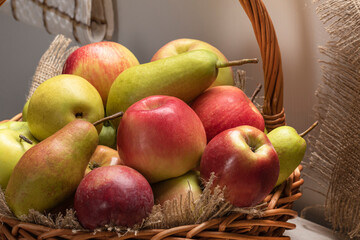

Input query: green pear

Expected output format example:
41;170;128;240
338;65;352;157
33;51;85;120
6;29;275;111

5;119;98;219
22;99;30;121
98;121;117;149
152;171;202;205
0;123;38;189
106;49;256;129
27;74;104;141
267;126;306;187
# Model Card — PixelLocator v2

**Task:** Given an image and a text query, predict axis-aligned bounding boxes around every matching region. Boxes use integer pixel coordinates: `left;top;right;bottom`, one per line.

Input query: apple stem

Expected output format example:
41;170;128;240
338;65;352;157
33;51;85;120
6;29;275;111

299;121;319;137
251;83;262;102
216;58;259;68
19;134;33;145
93;112;124;127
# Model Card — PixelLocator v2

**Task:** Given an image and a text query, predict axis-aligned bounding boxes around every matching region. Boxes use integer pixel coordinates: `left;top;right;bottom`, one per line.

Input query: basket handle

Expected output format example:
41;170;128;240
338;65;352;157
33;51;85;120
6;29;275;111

239;0;285;131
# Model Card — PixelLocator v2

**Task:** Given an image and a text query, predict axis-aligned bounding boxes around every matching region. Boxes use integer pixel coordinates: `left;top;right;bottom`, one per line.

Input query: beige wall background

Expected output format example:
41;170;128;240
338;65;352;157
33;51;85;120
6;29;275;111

0;0;330;227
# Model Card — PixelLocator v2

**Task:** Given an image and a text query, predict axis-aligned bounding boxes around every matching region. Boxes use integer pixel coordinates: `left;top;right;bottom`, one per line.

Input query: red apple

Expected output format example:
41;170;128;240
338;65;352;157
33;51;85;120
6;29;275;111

151;38;234;87
152;171;202;205
117;95;207;183
62;41;139;105
85;145;123;175
191;85;265;142
74;165;154;230
200;125;279;208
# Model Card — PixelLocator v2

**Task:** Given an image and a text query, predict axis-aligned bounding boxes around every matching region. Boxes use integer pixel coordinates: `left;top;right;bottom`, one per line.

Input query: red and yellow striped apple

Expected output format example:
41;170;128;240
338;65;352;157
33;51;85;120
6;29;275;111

62;41;139;105
200;125;279;207
191;86;265;142
117;95;207;183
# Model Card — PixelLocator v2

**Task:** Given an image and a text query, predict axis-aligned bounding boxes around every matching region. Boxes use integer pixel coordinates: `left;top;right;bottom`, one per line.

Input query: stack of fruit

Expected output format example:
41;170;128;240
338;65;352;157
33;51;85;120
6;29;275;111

0;38;307;231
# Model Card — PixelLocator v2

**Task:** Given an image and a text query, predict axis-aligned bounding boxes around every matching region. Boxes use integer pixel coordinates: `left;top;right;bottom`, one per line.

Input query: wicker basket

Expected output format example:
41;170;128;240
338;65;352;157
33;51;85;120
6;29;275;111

0;0;304;239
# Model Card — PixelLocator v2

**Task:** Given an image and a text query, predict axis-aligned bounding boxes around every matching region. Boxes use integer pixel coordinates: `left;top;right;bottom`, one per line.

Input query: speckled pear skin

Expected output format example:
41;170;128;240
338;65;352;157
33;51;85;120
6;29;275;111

267;126;306;187
5;119;98;219
106;49;219;129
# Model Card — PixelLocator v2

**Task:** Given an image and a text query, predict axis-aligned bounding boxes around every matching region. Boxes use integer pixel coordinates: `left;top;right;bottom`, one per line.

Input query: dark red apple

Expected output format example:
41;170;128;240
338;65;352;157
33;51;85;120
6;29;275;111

200;125;279;207
191;85;265;142
74;165;154;230
117;95;207;183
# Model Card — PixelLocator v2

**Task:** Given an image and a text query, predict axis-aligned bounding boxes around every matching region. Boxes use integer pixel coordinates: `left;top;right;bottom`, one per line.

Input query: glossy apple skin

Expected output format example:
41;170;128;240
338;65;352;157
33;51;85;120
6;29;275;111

117;95;207;183
200;125;279;207
85;145;123;175
0;125;38;189
152;171;202;205
62;41;139;105
191;86;265;142
0;121;30;132
74;165;154;230
151;38;234;87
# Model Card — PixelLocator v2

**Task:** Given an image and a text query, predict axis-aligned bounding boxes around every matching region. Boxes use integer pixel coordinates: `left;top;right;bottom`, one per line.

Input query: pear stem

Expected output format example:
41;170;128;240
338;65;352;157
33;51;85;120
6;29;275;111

216;58;259;68
251;83;262;102
299;121;319;137
93;112;124;127
19;134;33;145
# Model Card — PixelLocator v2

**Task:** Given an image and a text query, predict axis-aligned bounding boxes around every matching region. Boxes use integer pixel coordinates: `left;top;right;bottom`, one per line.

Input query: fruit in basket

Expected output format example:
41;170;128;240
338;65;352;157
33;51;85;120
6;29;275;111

74;165;154;230
21;99;30;121
0;125;38;189
27;74;104;141
200;125;279;207
267;126;306;187
191;85;265;142
151;38;234;87
85;145;123;175
62;41;139;105
107;50;220;129
5;119;98;218
152;171;202;205
98;121;117;149
0;121;30;132
117;95;207;183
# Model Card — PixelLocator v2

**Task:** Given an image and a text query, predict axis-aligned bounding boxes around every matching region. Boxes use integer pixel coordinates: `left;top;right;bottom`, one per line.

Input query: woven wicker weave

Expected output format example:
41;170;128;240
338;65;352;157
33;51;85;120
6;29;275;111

0;0;304;239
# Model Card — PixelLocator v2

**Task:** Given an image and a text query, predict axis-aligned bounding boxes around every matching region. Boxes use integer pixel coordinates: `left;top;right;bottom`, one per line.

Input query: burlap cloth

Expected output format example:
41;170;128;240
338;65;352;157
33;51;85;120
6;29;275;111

306;0;360;239
0;35;265;234
0;0;114;44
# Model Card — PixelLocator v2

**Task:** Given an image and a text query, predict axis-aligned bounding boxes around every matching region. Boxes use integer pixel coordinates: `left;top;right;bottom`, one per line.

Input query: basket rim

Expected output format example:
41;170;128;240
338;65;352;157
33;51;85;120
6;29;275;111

0;166;304;239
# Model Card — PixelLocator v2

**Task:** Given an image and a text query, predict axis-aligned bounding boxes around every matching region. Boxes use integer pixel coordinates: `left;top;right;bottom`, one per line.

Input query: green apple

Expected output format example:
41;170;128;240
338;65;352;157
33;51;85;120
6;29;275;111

267;126;306;187
0;123;38;189
22;99;30;121
151;171;202;205
98;121;117;149
27;74;105;141
0;121;29;132
151;38;234;87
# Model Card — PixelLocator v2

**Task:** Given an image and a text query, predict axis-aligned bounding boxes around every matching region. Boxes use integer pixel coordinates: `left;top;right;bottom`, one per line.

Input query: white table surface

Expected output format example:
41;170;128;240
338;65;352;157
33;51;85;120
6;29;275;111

284;217;343;240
